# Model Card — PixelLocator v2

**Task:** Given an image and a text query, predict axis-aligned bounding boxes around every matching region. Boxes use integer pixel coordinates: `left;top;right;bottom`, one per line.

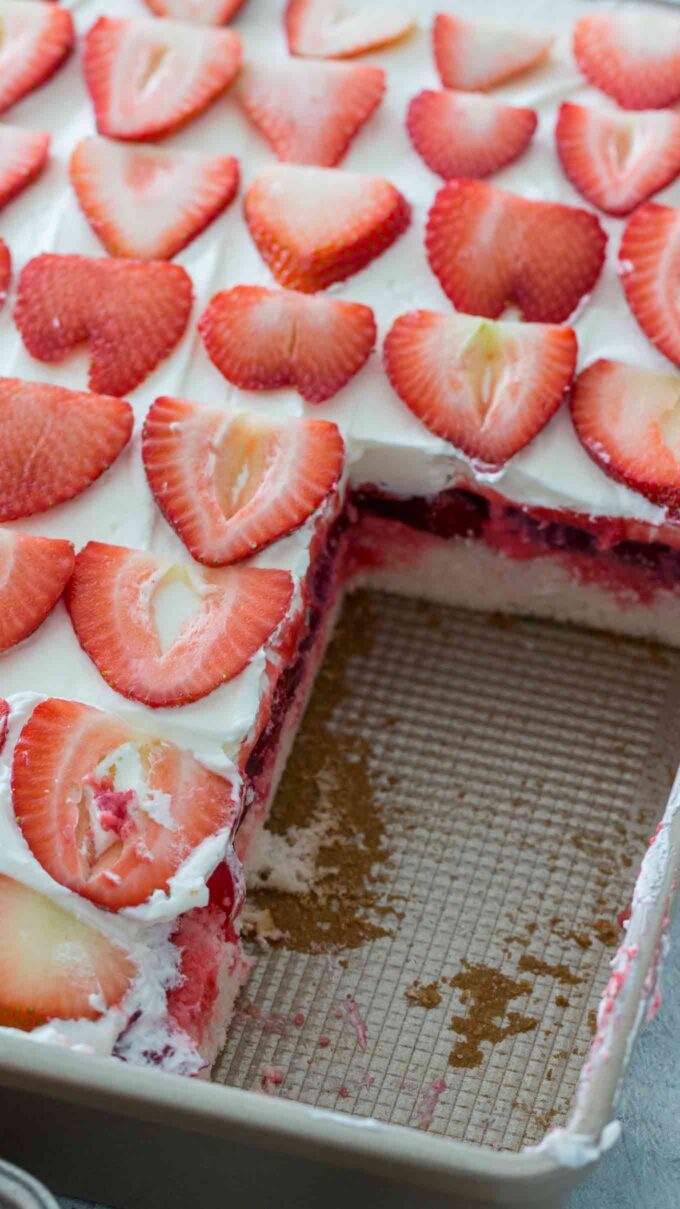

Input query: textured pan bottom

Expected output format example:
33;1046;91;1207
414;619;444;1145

214;590;680;1152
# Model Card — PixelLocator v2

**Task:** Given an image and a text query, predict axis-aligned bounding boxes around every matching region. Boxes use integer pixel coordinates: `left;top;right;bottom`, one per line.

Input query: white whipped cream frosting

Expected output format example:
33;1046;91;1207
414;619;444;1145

0;0;675;1059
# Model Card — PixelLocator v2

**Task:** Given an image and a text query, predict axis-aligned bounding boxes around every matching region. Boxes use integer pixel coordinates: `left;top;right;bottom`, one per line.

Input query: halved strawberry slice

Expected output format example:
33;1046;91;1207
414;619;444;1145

143;399;345;565
199;285;375;402
433;14;552;91
0;1;73;115
556;103;680;217
14;254;193;396
70;137;239;260
12;698;241;911
285;0;413;59
66;543;294;707
245;165;410;293
238;59;384;167
620;203;680;369
407;89;537;181
0;531;74;652
0;873;135;1028
83;16;242;142
384;311;576;469
0;240;10;309
426;180;606;324
573;11;680;110
0;125;49;212
143;0;245;22
0;379;132;521
570;359;680;510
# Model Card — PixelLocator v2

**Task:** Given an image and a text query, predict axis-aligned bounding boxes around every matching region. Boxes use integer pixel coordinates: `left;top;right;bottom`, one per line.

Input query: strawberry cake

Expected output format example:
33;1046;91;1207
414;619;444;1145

0;0;680;1077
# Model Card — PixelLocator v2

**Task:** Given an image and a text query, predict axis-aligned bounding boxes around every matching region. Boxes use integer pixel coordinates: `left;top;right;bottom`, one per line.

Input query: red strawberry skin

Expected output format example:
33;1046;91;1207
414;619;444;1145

238;60;385;167
66;542;294;707
199;285;375;403
620;202;680;368
285;0;413;59
0;2;74;116
14;254;193;396
142;399;345;565
384;310;576;469
0;699;8;755
0;240;10;310
570;359;680;511
407;90;537;181
0;378;133;521
0;872;135;1028
11;698;241;912
83;16;242;142
244;165;411;293
143;0;245;22
70;137;239;260
556;103;680;217
0;531;74;653
573;11;680;111
433;14;552;92
426;179;606;324
0;126;49;213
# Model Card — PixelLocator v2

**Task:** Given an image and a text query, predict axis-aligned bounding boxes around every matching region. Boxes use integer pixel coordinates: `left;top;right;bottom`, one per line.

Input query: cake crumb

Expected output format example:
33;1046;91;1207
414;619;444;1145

448;963;537;1069
240;904;284;948
293;1012;305;1027
319;1035;330;1048
249;595;394;953
592;917;619;947
405;979;442;1009
517;953;583;987
338;1086;350;1099
343;996;368;1050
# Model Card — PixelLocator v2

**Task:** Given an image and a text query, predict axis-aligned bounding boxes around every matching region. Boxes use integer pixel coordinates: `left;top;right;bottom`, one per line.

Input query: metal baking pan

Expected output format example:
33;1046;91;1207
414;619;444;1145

1;591;679;1209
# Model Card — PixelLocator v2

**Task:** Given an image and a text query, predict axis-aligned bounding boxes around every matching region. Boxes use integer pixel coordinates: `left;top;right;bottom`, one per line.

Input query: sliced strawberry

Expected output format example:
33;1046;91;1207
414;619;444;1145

556;103;680;217
0;1;73;116
66;543;294;707
0;240;10;309
407;89;536;181
620;203;680;369
0;873;135;1029
0;699;8;754
573;11;680;110
83;16;242;142
70;137;239;260
384;311;576;469
245;165;410;293
143;399;345;565
433;14;551;92
238;59;384;167
143;0;245;22
12;698;241;911
199;285;375;402
426;180;606;324
285;0;413;59
0;125;49;212
0;379;132;521
570;359;680;511
0;531;74;652
14;254;193;396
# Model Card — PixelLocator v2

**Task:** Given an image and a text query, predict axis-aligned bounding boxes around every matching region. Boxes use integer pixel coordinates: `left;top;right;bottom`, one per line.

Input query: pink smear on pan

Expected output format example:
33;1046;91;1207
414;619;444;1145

415;1078;447;1131
343;997;368;1050
261;1066;284;1094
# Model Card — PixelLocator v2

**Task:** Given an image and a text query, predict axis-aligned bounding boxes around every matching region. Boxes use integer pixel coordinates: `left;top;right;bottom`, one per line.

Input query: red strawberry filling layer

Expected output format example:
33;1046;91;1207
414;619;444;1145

353;487;680;603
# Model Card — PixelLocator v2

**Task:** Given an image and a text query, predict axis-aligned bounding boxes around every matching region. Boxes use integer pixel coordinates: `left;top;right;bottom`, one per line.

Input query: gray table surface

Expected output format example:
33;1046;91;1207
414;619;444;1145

44;909;680;1209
